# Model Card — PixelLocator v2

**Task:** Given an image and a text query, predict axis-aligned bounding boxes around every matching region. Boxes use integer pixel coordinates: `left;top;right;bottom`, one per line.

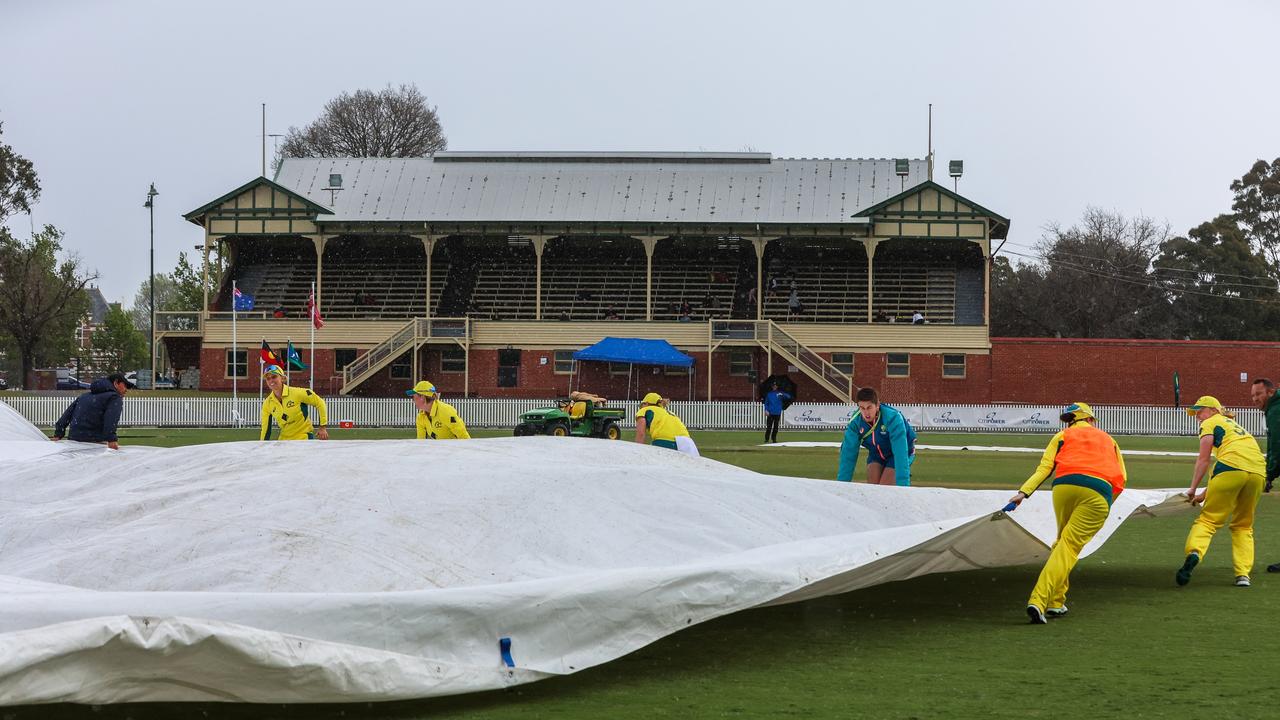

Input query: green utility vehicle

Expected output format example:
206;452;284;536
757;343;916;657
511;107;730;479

513;394;624;439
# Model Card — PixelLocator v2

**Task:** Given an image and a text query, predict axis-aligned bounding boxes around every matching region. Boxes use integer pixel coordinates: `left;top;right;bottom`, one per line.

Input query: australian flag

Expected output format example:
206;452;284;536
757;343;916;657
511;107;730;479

233;287;255;312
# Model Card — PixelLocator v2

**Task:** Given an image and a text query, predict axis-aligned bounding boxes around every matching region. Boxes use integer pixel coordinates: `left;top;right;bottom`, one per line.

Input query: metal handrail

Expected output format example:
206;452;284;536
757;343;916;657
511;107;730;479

341;317;473;391
155;311;205;332
342;319;417;388
766;322;853;398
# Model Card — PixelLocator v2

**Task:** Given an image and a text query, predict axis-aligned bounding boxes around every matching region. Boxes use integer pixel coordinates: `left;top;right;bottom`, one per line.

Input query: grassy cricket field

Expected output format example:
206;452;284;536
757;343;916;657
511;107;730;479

11;428;1277;719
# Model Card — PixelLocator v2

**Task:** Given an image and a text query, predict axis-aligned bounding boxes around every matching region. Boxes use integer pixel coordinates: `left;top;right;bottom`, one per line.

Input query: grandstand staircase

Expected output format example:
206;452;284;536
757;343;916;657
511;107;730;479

711;320;855;402
339;318;470;395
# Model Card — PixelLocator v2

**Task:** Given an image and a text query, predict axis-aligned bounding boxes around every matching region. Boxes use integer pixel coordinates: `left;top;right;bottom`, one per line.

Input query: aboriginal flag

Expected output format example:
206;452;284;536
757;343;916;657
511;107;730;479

261;340;281;367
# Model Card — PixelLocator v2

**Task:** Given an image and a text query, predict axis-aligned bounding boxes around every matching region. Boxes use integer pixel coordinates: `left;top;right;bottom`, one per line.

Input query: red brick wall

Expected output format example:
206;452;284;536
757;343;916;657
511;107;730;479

990;338;1280;407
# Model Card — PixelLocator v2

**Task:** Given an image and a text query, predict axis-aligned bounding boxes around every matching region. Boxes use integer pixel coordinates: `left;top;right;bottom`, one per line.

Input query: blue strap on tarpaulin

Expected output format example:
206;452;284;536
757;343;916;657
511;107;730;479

572;337;694;367
499;637;515;668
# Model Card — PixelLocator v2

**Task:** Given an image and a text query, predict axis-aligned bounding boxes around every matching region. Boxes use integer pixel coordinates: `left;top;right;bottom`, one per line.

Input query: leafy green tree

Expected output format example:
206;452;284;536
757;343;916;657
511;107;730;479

0;121;40;220
172;250;221;312
1229;158;1280;269
93;304;148;373
0;226;96;386
1153;214;1280;340
131;273;181;331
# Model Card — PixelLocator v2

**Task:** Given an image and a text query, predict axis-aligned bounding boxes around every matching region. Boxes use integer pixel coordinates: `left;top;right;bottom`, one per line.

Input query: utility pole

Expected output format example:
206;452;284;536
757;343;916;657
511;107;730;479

145;183;158;388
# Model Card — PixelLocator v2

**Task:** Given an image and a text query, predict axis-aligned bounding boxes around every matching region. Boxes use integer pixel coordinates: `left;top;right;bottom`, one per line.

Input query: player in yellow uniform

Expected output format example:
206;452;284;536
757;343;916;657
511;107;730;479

407;380;470;439
259;364;328;441
1177;396;1266;587
1005;402;1127;624
634;392;699;457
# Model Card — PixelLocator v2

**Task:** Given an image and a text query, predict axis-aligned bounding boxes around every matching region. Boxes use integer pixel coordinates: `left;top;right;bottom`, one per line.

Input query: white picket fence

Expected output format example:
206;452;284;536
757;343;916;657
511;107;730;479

1;397;1264;436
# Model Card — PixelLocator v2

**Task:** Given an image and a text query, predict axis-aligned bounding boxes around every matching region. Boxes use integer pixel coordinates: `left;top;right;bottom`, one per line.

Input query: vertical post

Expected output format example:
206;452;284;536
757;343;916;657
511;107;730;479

979;229;991;327
863;238;881;323
310;235;327;311
530;235;550;320
633;236;663;321
232;280;238;425
309;281;316;390
201;233;211;319
766;325;773;378
707;326;713;402
145;183;158;389
751;237;773;319
261;103;267;177
420;234;442;317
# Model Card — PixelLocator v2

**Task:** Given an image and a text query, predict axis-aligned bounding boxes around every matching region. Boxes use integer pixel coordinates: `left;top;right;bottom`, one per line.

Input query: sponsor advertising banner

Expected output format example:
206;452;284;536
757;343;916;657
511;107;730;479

784;404;1061;431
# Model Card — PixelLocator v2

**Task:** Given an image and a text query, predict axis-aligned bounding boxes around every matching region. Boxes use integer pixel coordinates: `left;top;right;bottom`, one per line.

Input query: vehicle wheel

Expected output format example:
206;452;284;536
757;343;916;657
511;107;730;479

603;422;621;440
550;422;570;437
513;424;531;437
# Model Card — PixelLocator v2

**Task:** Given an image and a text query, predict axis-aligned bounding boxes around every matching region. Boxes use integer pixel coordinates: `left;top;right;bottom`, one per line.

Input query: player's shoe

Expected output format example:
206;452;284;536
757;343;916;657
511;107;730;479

1026;605;1047;624
1045;606;1069;618
1234;575;1251;587
1176;552;1199;586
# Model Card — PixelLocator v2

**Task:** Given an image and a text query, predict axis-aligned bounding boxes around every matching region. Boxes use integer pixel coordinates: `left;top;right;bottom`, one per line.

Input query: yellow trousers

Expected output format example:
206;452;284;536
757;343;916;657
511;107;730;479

1184;469;1264;577
1029;484;1110;611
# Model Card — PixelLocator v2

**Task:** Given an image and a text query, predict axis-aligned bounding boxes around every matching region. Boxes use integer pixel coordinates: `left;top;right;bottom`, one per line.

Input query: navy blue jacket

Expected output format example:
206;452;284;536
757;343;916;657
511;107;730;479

54;378;124;443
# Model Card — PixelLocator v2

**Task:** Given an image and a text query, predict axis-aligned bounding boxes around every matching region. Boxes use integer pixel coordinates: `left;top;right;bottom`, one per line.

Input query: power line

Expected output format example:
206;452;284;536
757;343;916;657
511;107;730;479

998;249;1280;305
1000;248;1280;291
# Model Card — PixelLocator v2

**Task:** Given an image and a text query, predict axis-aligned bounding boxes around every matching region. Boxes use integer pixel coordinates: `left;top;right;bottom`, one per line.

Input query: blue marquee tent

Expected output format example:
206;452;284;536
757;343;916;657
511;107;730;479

571;337;694;400
572;337;694;367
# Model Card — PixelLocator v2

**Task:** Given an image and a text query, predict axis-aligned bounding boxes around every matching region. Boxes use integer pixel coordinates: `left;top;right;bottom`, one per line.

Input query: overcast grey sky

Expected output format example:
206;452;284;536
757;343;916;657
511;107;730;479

3;0;1277;303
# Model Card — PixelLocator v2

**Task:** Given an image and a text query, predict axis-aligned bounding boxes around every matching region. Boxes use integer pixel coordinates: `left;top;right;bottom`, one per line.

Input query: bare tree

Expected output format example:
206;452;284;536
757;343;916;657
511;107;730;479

992;209;1171;338
279;84;447;163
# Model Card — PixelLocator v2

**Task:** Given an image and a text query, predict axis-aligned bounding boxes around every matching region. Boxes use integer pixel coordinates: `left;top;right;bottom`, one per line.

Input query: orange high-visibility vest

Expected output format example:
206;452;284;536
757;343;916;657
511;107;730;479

1054;423;1125;498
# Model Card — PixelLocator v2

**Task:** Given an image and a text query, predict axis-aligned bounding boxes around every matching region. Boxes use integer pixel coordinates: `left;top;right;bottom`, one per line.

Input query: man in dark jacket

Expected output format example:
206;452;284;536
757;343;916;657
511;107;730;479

1253;378;1279;494
1253;379;1280;574
52;373;135;450
762;384;792;444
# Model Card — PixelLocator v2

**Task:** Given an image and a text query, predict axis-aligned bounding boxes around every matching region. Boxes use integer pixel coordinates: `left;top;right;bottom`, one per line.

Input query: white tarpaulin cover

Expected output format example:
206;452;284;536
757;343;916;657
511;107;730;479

0;402;1189;704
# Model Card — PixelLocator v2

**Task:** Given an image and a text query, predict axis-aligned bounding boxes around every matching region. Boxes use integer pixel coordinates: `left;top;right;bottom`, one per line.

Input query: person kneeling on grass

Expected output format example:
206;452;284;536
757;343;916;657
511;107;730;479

836;387;915;485
1005;402;1127;624
634;392;699;457
1176;396;1265;588
260;364;328;441
407;380;471;439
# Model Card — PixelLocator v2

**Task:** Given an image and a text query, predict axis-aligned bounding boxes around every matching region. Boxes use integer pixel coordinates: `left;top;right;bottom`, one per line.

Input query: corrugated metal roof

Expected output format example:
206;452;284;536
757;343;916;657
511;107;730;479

272;154;930;225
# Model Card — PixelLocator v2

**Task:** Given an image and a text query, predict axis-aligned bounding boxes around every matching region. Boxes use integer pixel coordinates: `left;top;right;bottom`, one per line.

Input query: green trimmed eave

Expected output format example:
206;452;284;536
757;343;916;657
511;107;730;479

182;176;334;227
853;180;1009;239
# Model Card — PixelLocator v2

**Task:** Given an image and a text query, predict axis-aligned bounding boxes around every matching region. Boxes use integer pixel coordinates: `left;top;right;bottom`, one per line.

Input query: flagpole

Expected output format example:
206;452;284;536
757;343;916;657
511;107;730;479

310;281;316;389
232;281;238;427
285;339;291;385
258;339;264;406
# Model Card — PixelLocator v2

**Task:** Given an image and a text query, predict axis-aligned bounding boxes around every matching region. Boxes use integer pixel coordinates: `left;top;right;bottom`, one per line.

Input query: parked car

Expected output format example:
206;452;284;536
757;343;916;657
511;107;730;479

126;370;176;390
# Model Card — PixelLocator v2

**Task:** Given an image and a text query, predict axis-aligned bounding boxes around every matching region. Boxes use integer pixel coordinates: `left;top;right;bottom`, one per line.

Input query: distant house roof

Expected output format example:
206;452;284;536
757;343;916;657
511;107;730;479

271;153;932;226
85;287;110;325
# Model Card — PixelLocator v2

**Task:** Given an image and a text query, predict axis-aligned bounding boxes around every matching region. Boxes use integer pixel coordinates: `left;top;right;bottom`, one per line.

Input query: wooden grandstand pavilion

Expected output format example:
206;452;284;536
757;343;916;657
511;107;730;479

173;152;1008;401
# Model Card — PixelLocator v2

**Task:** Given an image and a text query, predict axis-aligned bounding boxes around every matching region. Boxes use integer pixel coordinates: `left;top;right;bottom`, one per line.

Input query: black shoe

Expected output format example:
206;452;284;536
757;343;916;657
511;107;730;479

1266;479;1274;493
1026;605;1047;624
1176;552;1200;586
1267;563;1280;573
